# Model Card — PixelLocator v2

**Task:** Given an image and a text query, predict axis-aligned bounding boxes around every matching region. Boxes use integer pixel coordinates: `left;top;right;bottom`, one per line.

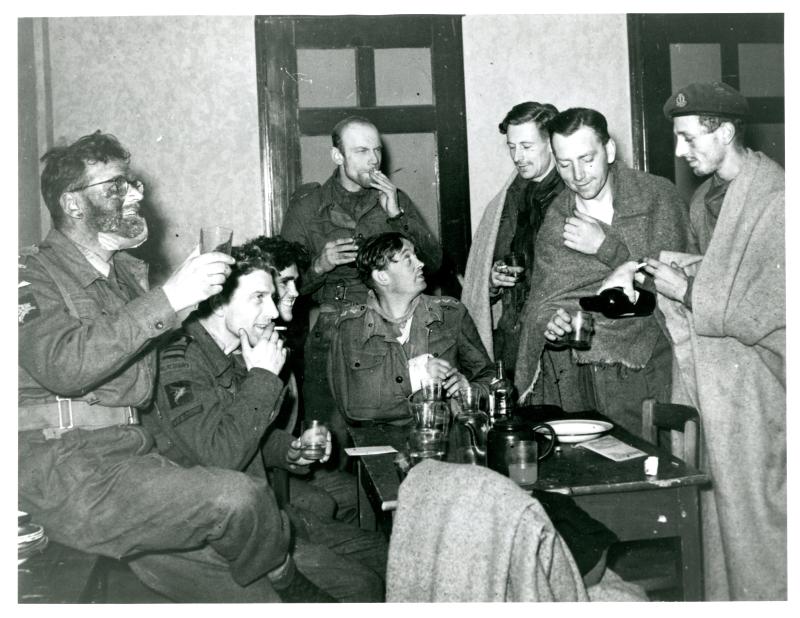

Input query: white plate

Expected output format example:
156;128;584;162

538;419;614;444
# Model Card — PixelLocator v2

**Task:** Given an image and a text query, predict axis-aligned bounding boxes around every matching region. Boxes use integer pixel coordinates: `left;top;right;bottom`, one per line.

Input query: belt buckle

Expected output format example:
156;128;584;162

56;396;74;430
126;406;140;425
334;282;348;303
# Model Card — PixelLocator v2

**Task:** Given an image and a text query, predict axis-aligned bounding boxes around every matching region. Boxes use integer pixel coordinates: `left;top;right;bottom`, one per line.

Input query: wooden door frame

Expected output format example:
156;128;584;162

254;15;471;274
627;13;784;180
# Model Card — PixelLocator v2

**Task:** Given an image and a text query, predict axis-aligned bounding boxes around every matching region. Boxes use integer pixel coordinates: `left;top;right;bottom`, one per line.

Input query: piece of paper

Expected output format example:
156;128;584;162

345;446;398;457
576;435;647;462
408;353;433;392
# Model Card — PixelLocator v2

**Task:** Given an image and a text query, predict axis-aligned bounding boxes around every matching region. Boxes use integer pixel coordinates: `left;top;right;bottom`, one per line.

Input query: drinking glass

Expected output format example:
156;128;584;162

556;310;594;350
200;226;233;254
507;440;539;486
407;390;451;464
299;419;328;461
420;377;444;401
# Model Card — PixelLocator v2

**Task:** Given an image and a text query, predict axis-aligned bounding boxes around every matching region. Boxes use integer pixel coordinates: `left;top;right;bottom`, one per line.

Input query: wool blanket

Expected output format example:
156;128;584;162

515;164;689;398
386;459;646;602
461;172;517;359
658;149;786;600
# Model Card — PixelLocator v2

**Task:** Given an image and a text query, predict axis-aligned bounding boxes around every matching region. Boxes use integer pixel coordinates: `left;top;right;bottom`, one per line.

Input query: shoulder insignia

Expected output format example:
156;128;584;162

292;182;322;201
335;304;366;326
18;292;41;327
431;296;461;307
161;334;193;361
164;380;196;409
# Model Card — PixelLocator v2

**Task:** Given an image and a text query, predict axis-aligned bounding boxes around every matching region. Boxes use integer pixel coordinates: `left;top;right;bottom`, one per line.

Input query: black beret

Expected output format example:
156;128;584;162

663;81;749;120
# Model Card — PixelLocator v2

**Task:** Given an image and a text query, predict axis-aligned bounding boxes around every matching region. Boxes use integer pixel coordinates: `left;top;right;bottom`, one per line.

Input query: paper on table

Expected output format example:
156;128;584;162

576;435;647;462
345;446;398;457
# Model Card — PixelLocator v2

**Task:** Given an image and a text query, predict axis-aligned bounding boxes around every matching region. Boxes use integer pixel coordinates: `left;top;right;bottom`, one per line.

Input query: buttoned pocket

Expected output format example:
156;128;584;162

344;348;385;416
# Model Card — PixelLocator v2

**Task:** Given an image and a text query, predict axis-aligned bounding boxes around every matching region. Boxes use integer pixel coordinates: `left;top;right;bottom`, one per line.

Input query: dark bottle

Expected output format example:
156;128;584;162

488;360;514;420
579;286;656;319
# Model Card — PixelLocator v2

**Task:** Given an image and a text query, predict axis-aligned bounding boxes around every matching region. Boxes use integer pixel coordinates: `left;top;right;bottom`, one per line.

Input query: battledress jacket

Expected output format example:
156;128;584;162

143;319;295;473
328;293;495;423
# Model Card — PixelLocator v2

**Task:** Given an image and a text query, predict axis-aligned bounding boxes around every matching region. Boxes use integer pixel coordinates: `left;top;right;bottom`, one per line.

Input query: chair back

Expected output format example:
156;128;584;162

641;399;700;469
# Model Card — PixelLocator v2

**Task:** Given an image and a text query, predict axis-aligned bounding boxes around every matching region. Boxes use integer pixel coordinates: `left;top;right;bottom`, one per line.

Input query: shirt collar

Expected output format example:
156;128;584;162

360;291;443;343
41;229;108;288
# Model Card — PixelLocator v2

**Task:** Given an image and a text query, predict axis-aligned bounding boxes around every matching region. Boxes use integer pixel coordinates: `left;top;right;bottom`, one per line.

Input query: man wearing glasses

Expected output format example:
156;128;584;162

18;131;333;601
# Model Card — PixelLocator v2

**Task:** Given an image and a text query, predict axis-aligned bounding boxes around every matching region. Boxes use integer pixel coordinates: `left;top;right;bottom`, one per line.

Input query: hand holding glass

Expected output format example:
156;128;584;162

299;420;328;461
503;252;526;281
200;226;233;255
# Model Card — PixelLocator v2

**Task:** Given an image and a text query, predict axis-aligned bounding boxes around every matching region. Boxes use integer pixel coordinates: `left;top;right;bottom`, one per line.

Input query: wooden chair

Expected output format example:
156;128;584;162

610;399;704;600
641;398;701;469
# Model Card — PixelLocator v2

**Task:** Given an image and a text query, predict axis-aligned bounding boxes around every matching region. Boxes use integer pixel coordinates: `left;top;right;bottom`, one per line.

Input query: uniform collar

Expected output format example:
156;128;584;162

185;318;237;378
41;229;151;289
318;171;381;217
359;291;443;343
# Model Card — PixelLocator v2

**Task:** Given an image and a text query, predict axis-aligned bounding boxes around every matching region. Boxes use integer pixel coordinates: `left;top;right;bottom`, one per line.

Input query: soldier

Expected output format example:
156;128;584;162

329;232;493;424
144;241;385;601
281;117;441;451
18;131;330;602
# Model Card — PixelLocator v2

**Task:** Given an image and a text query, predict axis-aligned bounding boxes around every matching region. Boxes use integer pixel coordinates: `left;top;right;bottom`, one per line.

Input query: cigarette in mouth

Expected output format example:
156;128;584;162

273;326;288;331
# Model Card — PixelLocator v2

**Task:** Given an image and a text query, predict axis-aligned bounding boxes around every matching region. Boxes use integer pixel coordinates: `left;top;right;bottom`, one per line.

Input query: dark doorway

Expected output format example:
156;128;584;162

255;15;470;291
628;13;784;201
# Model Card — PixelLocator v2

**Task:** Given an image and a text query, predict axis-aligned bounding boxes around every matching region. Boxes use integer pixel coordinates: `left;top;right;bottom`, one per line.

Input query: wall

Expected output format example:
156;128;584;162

462;14;633;236
34;16;264;283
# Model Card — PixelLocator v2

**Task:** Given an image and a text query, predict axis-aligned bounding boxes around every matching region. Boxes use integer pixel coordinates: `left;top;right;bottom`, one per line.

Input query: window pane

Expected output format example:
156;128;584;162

381;133;440;238
669;43;720;90
748;123;784;167
300;135;334;185
297;49;357;108
738;44;784;97
374;48;433;106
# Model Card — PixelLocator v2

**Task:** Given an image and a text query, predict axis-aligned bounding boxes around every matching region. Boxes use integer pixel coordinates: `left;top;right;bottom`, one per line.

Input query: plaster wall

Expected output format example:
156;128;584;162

43;16;263;282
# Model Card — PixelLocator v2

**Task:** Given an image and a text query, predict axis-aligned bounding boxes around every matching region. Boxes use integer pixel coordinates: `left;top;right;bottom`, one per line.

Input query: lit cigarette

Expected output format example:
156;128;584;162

636;261;648;271
273;326;288;331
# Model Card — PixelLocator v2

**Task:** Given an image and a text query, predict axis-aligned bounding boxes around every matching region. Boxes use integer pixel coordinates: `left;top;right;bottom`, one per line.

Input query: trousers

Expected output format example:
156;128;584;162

18;425;289;599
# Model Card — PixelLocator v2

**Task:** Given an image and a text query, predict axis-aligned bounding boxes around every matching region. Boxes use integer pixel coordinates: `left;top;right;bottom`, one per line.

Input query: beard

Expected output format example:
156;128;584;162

87;200;146;238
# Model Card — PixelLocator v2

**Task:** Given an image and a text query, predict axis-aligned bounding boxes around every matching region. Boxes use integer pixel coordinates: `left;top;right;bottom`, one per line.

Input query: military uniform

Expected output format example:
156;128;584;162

144;318;387;596
281;173;442;435
18;229;291;602
329;293;495;423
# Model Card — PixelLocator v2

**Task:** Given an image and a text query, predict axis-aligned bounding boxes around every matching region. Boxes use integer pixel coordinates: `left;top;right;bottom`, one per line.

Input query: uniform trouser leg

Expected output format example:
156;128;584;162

307;467;359;524
589;331;672;439
18;426;290;599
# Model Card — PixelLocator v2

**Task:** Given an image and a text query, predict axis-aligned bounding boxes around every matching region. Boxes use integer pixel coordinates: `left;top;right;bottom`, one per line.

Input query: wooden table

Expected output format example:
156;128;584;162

349;414;711;601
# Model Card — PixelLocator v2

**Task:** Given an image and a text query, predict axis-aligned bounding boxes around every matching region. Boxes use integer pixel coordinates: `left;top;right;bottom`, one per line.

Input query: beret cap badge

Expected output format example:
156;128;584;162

676;93;687;108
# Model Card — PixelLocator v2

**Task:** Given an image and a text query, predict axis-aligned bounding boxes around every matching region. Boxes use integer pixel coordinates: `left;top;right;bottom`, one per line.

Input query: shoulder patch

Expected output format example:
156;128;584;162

164;380;195;408
161;334;192;361
18;292;41;327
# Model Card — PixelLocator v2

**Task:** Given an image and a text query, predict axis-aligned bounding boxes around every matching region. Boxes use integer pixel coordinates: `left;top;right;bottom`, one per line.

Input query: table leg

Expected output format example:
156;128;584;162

356;459;377;532
676;485;703;601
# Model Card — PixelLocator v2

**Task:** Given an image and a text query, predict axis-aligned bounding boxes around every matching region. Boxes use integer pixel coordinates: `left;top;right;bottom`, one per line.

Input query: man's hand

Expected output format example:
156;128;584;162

563;210;606;255
489;260;518;292
286;428;333;467
642;258;689;302
162;245;235;312
544;308;573;342
425;358;468;397
238;327;287;375
598;260;644;303
313;238;359;274
368;170;401;217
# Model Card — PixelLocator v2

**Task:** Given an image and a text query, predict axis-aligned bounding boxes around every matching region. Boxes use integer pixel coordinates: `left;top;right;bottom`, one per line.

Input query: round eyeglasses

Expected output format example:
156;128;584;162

72;175;144;198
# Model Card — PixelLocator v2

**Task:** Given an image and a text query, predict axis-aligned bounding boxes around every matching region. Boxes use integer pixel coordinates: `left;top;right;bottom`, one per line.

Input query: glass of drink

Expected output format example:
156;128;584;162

420;377;444;402
200;226;233;254
299;419;328;461
507;440;539;487
556;310;594;350
408;426;447;465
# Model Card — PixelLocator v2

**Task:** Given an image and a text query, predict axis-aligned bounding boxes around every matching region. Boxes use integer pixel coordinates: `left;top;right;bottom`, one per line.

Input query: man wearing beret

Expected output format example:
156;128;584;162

627;82;784;600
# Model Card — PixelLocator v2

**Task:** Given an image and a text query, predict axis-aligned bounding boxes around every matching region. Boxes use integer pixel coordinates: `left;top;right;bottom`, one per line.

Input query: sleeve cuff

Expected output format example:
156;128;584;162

125;287;180;337
595;234;631;269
